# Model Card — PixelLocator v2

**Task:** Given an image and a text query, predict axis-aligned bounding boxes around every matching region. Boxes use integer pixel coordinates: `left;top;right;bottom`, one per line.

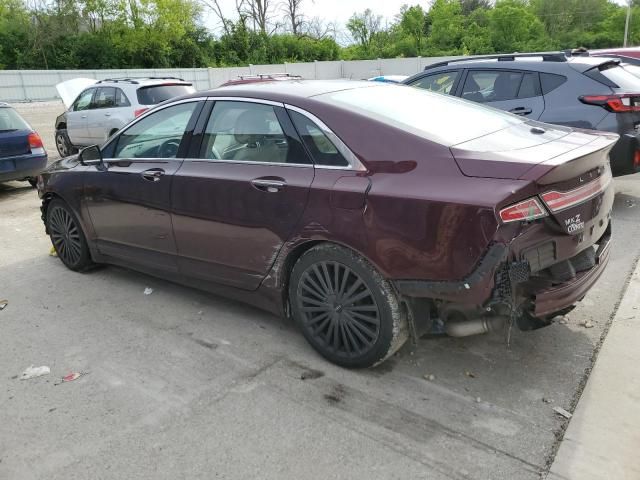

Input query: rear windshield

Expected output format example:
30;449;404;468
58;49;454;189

0;107;30;132
136;84;194;105
597;64;640;90
318;84;523;146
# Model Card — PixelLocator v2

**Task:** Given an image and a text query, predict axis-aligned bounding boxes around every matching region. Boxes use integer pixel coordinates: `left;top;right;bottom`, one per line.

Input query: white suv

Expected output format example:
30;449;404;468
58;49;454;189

54;77;195;157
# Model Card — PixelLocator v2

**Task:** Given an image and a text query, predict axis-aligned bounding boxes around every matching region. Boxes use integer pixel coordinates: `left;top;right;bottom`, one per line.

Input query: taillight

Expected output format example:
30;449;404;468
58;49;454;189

134;108;149;117
499;198;548;223
540;169;612;213
579;94;640;112
28;132;43;149
635;150;640;168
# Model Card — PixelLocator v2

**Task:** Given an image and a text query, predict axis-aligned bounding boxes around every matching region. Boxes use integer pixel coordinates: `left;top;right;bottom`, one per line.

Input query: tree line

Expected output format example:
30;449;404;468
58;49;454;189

1;0;639;70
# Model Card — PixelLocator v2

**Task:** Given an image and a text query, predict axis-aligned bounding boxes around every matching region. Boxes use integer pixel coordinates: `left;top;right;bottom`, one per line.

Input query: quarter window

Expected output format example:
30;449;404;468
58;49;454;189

73;89;95;111
112;102;197;159
409;71;459;95
115;88;131;107
288;111;348;167
199;101;303;164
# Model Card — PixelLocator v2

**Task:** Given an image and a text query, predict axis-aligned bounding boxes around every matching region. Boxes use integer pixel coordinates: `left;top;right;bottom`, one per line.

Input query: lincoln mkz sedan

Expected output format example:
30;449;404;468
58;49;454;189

38;81;615;368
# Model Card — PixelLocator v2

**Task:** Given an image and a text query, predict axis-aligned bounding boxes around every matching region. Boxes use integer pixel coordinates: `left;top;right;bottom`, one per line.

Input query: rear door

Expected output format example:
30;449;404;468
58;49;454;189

459;69;545;119
171;99;314;290
66;88;95;145
84;100;203;272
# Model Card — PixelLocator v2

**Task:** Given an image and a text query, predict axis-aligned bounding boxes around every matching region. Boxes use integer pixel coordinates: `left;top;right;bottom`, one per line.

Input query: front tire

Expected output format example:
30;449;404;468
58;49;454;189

289;244;408;368
46;199;94;271
55;129;77;158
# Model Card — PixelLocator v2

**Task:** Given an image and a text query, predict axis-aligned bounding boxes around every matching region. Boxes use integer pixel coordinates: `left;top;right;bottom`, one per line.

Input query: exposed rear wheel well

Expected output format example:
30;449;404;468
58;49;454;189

41;193;63;234
280;240;324;315
56;123;67;131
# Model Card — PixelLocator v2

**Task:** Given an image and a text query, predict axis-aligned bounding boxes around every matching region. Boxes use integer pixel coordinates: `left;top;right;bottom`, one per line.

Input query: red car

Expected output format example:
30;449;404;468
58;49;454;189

38;81;614;368
220;73;302;87
590;47;640;65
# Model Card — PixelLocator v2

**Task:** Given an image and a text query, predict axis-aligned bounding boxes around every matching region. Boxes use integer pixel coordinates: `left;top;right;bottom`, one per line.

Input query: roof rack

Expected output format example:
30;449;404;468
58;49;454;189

237;73;301;80
96;76;186;84
424;52;569;70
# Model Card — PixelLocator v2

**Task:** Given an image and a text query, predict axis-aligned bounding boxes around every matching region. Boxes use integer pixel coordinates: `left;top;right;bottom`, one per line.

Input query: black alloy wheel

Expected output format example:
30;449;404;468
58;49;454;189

46;200;93;271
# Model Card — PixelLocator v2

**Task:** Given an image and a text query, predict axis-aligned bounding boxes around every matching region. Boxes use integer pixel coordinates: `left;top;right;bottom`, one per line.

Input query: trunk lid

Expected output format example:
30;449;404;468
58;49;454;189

0;129;31;158
451;122;618;235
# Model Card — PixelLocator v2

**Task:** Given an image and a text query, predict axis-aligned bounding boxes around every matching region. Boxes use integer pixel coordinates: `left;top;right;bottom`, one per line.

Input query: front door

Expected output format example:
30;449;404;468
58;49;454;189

84;100;203;272
87;87;117;144
459;69;545;120
67;88;95;146
171;99;314;290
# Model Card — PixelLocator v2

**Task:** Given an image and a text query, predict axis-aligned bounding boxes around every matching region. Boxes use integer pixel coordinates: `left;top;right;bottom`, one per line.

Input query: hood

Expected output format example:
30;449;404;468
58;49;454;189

56;78;97;109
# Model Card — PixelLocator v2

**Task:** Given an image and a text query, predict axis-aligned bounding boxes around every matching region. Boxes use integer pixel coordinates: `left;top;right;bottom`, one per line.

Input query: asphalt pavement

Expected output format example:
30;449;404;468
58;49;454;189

1;103;639;479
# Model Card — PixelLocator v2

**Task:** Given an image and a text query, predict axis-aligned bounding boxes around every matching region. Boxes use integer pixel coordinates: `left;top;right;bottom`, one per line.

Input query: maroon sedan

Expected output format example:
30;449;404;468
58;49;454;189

38;80;615;368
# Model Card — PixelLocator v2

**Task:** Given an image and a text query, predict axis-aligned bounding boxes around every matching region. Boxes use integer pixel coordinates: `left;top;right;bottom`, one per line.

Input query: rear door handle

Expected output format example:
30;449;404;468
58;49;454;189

81;115;87;119
509;107;533;115
251;178;286;193
104;113;111;117
141;168;165;182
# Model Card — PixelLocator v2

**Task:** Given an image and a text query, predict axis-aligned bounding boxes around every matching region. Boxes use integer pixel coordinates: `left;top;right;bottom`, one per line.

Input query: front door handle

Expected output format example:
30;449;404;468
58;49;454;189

141;168;165;182
251;178;286;193
104;112;111;117
509;107;533;115
81;115;87;119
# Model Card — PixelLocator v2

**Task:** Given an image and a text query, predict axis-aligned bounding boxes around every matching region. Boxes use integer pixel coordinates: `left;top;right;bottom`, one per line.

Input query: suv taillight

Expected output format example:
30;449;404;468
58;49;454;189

28;132;44;149
579;94;640;112
499;198;548;223
134;108;149;117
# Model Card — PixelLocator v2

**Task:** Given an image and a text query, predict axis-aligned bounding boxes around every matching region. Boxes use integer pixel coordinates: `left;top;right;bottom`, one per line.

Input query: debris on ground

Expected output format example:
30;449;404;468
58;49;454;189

580;320;594;328
475;397;482;403
558;316;568;325
143;287;153;295
49;246;57;257
197;310;203;315
56;372;87;384
464;370;476;378
553;406;573;419
0;299;7;311
626;200;636;208
20;365;50;380
542;397;553;404
423;374;435;381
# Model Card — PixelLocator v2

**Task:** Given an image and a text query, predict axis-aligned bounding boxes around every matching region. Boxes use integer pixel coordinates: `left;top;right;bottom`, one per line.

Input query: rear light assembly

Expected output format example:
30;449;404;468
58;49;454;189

499;198;548;223
579;94;640;112
28;131;46;155
134;108;149;117
540;169;612;213
635;150;640;168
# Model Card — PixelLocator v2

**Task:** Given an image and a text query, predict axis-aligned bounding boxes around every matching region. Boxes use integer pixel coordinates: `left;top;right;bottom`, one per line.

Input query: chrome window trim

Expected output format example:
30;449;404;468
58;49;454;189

184;158;313;168
284;104;366;171
101;97;207;151
206;96;284;107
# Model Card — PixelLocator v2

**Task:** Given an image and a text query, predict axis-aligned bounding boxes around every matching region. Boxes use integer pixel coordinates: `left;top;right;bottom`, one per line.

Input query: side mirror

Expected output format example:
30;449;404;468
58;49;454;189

78;145;104;169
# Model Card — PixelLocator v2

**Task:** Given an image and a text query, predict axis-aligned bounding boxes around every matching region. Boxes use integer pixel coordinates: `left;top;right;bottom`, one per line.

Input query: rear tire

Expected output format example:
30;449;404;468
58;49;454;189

46;199;94;272
55;129;77;158
289;244;408;368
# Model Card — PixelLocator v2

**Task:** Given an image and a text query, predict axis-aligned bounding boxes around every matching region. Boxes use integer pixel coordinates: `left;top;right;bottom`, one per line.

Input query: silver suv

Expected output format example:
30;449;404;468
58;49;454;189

54;77;195;157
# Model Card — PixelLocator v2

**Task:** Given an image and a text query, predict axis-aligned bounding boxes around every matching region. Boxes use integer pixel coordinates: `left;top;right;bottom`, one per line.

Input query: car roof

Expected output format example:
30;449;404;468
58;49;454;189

202;79;379;102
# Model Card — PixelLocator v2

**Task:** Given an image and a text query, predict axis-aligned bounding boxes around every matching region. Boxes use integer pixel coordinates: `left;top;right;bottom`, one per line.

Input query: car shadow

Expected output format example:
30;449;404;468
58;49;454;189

0;182;34;199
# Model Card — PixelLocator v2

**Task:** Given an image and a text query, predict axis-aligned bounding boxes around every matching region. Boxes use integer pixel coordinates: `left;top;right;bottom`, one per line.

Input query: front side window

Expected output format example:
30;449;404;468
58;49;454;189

199;101;305;164
409;71;459;95
112;102;197;159
93;87;116;109
288;111;348;167
73;89;95;111
462;70;523;103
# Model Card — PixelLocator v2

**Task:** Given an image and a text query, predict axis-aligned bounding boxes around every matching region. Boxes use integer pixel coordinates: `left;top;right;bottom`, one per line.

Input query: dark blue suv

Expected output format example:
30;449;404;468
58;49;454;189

404;52;640;176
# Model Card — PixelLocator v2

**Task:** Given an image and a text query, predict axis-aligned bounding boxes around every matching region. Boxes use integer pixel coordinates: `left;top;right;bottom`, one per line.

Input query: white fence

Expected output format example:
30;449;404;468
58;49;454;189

0;56;460;102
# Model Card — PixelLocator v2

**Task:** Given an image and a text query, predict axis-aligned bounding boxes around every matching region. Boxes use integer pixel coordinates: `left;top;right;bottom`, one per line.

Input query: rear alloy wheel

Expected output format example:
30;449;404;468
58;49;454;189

290;244;408;368
55;129;77;158
46;199;93;271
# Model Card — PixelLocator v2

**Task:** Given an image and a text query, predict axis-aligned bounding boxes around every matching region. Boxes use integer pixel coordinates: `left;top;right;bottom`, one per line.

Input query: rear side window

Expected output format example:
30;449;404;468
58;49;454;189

462;70;524;102
0;107;30;131
136;84;194;105
540;73;567;94
288;110;348;167
409;71;459;95
518;73;540;98
93;87;116;108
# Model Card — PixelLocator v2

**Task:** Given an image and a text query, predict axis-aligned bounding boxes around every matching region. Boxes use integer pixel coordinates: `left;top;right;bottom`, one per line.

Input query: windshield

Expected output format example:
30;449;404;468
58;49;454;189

136;84;195;105
318;84;523;146
0;107;30;132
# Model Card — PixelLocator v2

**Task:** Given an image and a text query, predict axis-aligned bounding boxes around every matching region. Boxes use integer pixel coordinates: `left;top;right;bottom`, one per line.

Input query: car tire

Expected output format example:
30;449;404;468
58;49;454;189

46;199;94;272
55;129;77;158
289;243;409;368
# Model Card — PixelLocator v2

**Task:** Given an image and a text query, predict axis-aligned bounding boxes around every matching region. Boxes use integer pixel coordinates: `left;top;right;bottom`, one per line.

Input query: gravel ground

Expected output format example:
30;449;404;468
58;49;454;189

1;105;640;479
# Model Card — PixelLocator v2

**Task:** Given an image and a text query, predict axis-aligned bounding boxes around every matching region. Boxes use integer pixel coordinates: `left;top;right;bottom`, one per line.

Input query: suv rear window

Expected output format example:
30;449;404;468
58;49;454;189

597;64;640;90
0;107;30;131
136;84;194;105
